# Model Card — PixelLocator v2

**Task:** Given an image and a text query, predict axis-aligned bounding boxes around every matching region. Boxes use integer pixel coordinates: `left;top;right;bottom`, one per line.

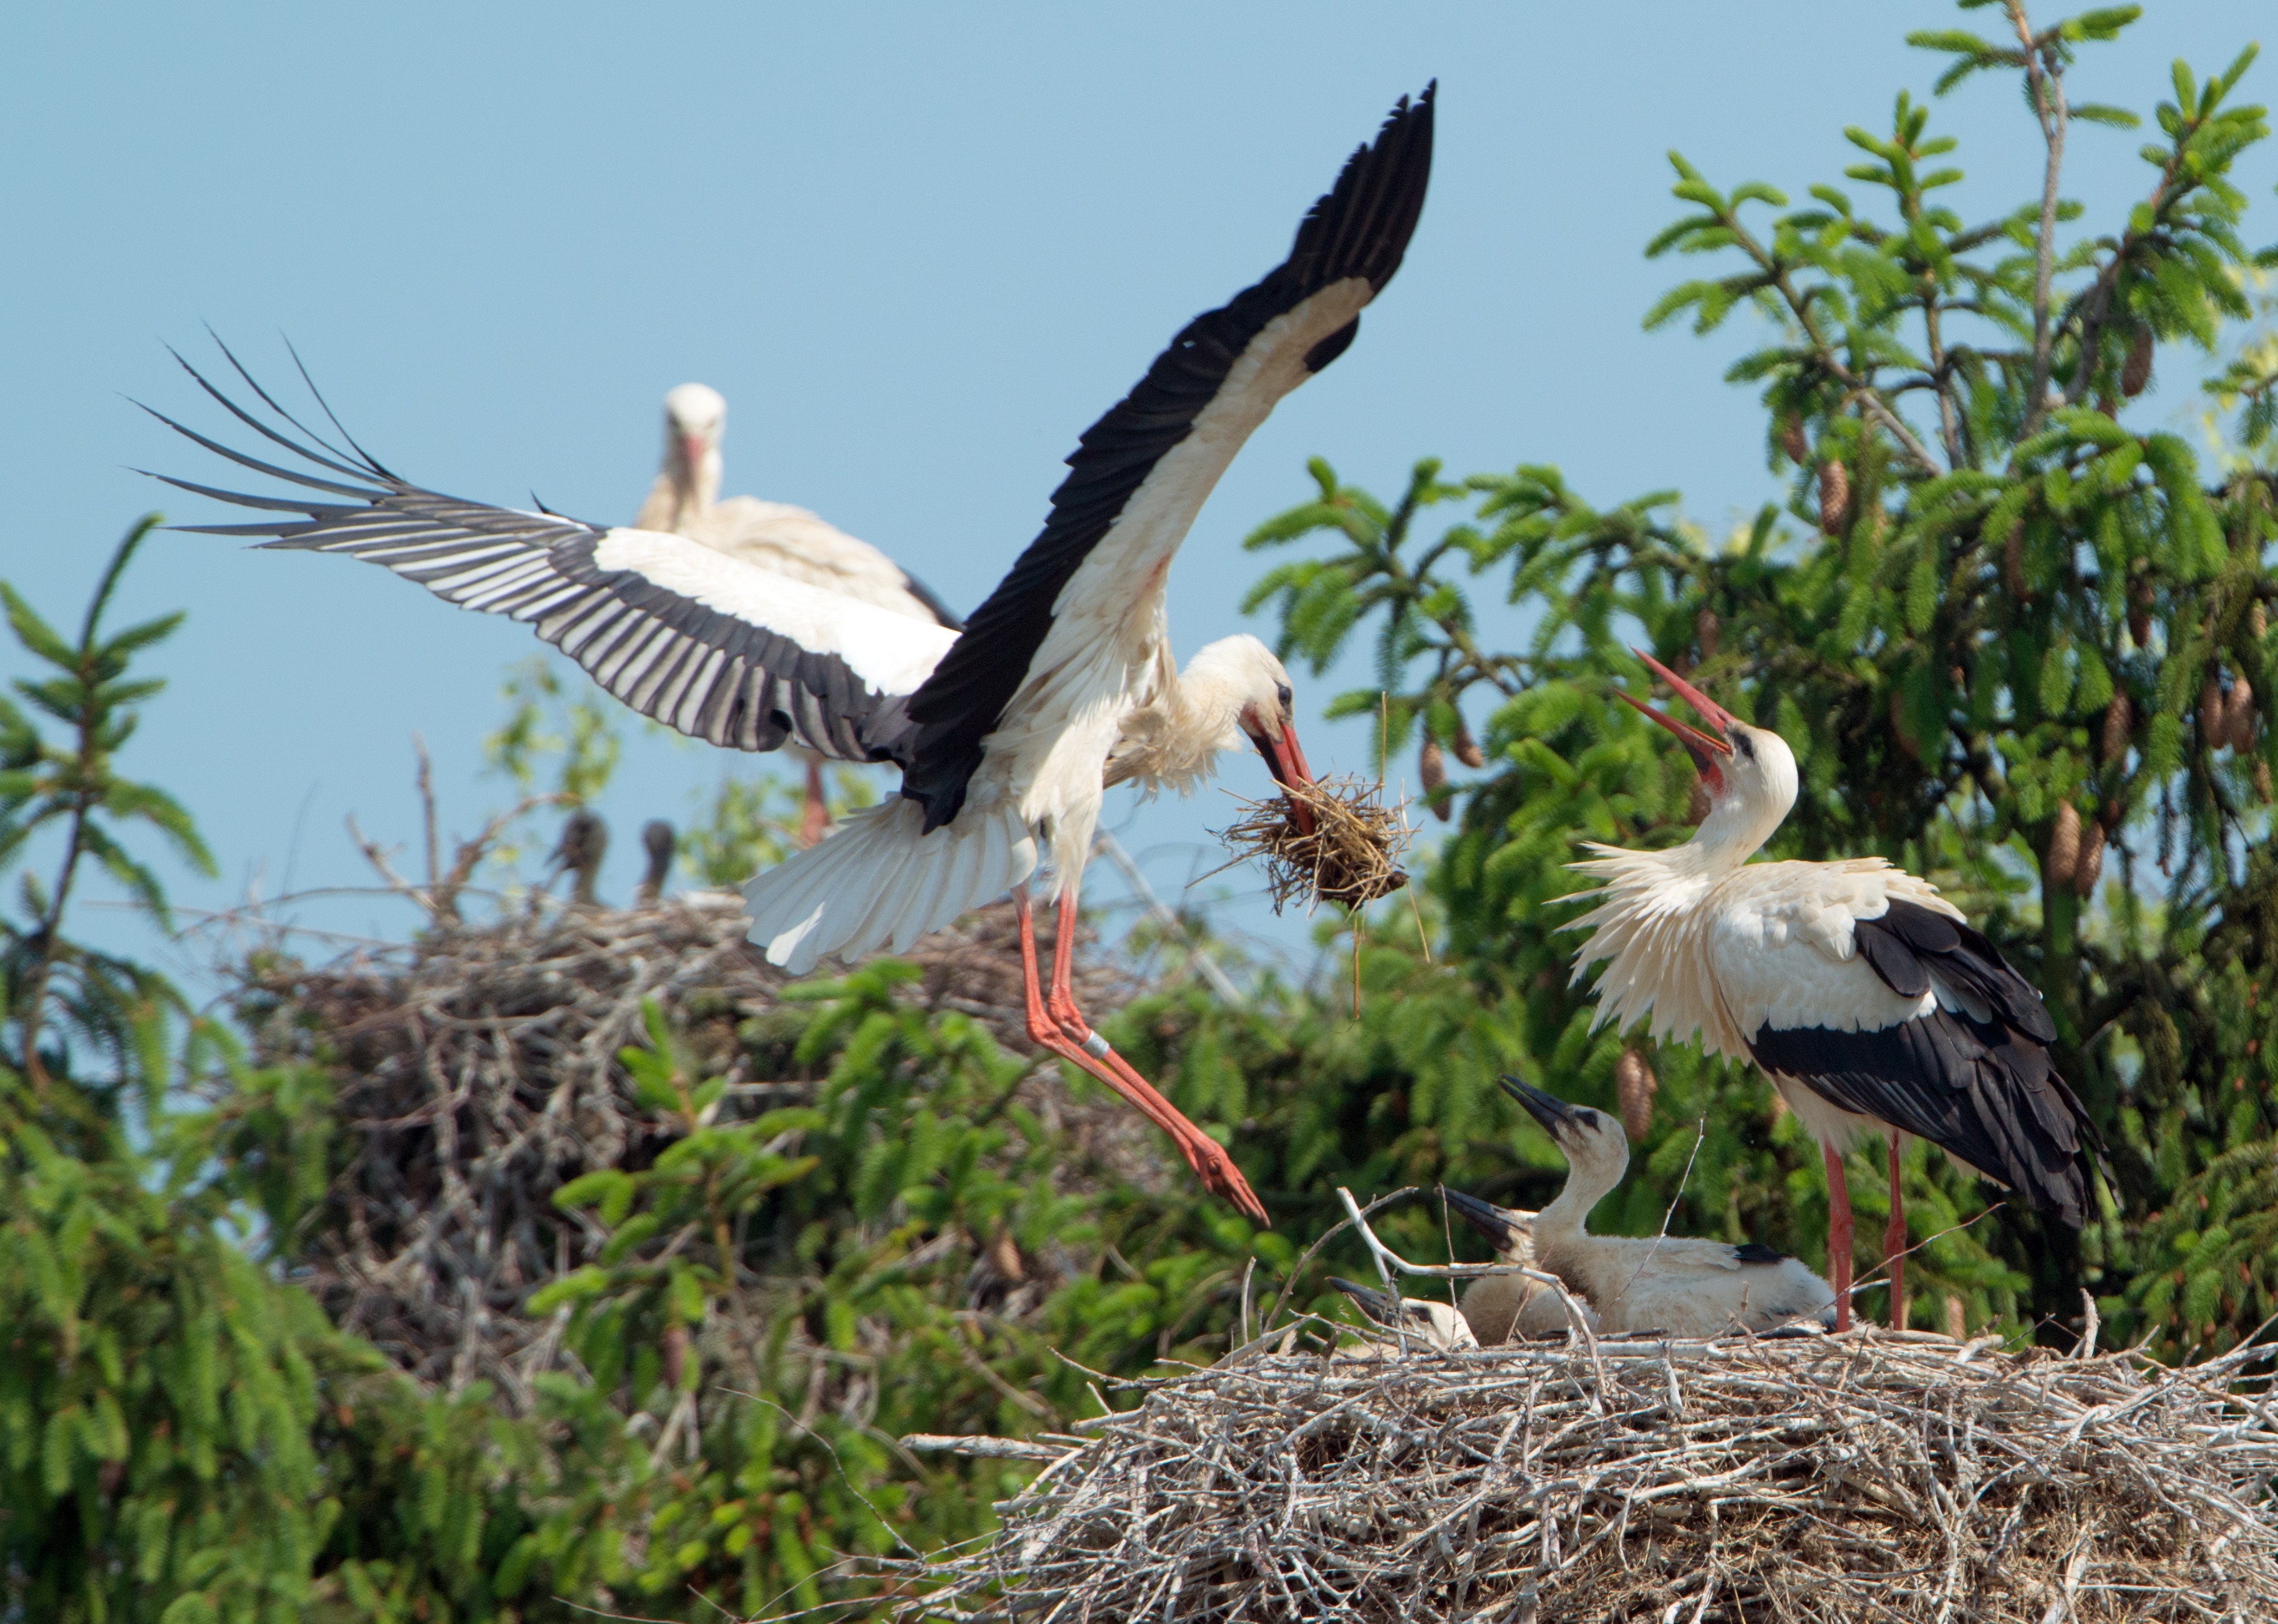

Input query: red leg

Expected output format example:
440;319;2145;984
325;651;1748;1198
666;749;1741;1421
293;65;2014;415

1823;1143;1854;1333
1018;886;1267;1224
799;755;830;848
1884;1133;1908;1331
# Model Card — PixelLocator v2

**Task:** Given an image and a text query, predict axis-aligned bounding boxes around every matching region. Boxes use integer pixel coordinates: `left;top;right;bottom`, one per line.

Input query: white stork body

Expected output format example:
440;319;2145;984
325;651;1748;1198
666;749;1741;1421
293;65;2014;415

151;86;1437;1226
1488;1078;1836;1338
1568;652;2092;1328
636;382;963;844
1439;1189;1599;1341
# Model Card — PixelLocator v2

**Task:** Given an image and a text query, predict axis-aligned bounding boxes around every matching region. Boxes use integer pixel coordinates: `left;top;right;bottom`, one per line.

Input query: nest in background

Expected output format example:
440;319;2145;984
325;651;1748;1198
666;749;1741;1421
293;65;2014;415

227;892;1140;1406
894;1331;2278;1623
1216;775;1409;914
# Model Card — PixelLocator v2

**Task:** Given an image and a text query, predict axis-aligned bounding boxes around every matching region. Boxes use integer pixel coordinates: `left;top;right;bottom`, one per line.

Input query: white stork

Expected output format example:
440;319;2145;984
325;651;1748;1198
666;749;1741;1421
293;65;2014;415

1568;652;2094;1328
634;382;964;844
146;86;1436;1225
1487;1077;1836;1337
1326;1277;1480;1353
1438;1188;1599;1341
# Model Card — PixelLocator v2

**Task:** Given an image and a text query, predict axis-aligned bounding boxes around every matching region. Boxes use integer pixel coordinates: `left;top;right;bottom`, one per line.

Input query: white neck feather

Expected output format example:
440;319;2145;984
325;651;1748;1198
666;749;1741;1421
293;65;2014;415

633;446;721;535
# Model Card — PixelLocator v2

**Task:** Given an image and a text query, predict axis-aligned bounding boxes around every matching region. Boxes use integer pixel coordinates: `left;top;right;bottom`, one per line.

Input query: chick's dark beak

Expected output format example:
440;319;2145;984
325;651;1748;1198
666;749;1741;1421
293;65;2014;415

1498;1073;1582;1143
1327;1276;1399;1328
1442;1187;1523;1253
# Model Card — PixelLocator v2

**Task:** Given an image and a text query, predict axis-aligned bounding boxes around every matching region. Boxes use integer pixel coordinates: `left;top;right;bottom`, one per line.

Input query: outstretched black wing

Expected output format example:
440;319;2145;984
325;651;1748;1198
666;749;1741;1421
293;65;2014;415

145;346;957;760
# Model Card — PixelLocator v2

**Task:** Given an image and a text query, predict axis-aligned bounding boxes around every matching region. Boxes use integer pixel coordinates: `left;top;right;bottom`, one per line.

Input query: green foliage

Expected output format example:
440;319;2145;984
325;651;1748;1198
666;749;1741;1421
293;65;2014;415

1238;1;2278;1351
679;765;878;888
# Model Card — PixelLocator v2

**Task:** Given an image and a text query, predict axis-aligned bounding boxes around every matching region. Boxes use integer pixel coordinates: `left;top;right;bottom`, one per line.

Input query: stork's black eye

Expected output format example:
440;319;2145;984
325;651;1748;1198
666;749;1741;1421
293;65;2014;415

1276;682;1293;711
1736;733;1755;759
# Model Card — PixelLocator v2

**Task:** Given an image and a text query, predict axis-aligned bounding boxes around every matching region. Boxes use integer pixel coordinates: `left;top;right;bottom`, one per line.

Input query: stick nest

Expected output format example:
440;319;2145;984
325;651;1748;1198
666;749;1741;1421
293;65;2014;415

1215;775;1410;914
893;1331;2278;1623
226;892;1138;1406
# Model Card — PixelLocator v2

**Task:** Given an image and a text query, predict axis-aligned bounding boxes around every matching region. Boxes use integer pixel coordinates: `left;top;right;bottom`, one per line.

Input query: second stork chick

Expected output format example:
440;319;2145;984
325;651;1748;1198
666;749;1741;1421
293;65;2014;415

1498;1075;1836;1336
1440;1189;1599;1342
1327;1277;1478;1354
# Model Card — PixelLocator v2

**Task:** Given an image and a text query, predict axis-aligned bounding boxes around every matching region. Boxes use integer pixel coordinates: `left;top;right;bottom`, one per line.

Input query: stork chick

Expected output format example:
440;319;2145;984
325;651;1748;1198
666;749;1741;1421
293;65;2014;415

1570;651;2093;1329
1327;1277;1478;1353
637;819;676;906
1498;1076;1836;1336
548;809;608;906
1440;1188;1599;1341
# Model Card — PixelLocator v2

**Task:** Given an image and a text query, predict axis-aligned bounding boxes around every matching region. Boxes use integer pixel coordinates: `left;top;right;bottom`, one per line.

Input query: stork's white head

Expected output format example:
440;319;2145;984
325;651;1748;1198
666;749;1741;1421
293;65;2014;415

1618;649;1798;866
1499;1073;1630;1220
661;382;728;508
1170;635;1317;818
1442;1187;1538;1267
1328;1277;1479;1351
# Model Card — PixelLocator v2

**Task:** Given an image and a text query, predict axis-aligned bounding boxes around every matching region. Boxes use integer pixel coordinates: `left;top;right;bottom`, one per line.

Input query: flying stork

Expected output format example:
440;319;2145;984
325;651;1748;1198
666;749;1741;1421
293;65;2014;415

1568;652;2094;1328
1483;1077;1836;1337
145;86;1436;1225
634;382;963;844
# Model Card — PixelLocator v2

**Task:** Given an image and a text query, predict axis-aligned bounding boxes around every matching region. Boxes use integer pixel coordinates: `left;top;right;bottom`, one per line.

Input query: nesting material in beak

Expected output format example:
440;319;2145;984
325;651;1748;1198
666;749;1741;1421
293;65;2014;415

1213;772;1409;914
1618;647;1735;789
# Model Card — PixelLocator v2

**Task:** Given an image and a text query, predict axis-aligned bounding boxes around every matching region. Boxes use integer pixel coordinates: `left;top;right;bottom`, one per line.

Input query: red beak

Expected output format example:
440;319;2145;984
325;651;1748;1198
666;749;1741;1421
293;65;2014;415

1618;647;1734;790
1253;718;1316;835
681;432;707;474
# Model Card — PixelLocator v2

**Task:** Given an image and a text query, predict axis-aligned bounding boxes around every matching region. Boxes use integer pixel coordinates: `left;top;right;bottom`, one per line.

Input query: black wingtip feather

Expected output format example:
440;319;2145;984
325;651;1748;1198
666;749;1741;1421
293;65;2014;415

888;86;1436;828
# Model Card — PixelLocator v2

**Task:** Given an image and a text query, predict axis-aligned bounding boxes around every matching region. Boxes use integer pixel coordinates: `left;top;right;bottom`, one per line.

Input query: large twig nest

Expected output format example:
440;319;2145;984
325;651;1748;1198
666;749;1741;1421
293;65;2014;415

891;1330;2278;1623
1214;775;1410;914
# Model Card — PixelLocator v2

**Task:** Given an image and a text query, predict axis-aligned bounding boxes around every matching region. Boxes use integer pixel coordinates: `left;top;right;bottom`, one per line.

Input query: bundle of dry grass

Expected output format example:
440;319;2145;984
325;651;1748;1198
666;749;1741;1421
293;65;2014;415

1216;775;1409;913
226;891;1137;1403
893;1331;2278;1623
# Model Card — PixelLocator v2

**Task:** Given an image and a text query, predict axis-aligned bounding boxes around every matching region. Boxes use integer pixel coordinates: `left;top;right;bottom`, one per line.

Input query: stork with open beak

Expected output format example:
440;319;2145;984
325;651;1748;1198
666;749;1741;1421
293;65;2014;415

1566;652;2093;1329
145;86;1434;1224
634;383;964;846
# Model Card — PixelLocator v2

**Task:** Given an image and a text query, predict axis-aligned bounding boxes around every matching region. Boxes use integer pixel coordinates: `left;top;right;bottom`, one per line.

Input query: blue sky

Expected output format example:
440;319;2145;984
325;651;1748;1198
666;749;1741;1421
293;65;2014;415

2;3;2269;988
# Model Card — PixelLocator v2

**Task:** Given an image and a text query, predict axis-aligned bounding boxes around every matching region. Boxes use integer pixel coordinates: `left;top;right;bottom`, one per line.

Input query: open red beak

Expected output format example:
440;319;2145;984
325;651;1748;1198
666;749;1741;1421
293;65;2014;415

1618;647;1734;788
1253;718;1316;835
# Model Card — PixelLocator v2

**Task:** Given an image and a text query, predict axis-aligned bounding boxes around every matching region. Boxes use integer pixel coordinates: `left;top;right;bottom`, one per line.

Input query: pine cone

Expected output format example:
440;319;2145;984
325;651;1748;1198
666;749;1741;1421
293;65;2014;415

2226;677;2256;752
2004;526;2029;599
1944;1295;1968;1341
2257;760;2273;803
2252;602;2268;643
989;1227;1025;1284
2073;816;2105;898
1420;736;1450;822
1780;415;1809;464
1818;460;1851;535
1696;606;1722;660
2202;678;2226;747
1451;718;1485;770
1616;1048;1658;1143
2128;578;2155;649
2101;693;2133;765
2101;798;2121;831
2047;802;2081;889
662;1322;689;1390
2121;323;2154;399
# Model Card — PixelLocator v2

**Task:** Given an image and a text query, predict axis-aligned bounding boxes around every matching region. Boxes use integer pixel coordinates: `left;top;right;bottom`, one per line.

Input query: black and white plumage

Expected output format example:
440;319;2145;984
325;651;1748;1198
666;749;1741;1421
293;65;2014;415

1438;1189;1597;1343
1568;651;2094;1329
1485;1078;1836;1338
147;86;1435;1225
634;382;964;844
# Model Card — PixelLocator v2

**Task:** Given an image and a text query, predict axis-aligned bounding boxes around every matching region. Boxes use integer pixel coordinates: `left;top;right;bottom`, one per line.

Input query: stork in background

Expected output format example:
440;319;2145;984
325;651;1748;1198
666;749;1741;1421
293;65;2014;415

636;818;676;906
1493;1076;1836;1336
634;383;963;845
548;808;608;906
1568;652;2094;1329
148;85;1437;1224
